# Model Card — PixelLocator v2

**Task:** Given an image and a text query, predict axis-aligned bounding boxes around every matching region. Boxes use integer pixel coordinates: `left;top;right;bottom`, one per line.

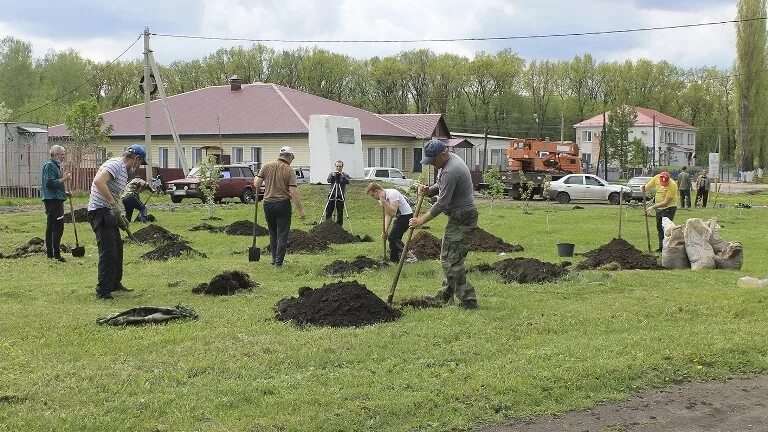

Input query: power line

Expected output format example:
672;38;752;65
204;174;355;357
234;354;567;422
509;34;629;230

151;17;764;44
11;34;142;121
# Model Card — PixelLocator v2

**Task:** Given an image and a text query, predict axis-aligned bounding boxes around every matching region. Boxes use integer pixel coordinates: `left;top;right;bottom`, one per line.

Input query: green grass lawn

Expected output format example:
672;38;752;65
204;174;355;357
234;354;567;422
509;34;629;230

1;184;767;432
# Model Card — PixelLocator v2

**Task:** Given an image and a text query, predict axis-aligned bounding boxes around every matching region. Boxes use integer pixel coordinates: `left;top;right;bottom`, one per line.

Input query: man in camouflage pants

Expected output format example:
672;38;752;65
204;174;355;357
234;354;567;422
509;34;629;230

409;139;478;309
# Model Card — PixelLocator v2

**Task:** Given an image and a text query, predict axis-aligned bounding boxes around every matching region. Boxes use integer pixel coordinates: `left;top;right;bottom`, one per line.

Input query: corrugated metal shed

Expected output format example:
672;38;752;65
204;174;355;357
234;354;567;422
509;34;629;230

1;123;49;197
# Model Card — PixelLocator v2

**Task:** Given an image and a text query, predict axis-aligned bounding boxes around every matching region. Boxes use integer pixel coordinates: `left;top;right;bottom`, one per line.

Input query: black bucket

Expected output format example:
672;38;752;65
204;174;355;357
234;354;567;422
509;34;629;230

557;243;574;257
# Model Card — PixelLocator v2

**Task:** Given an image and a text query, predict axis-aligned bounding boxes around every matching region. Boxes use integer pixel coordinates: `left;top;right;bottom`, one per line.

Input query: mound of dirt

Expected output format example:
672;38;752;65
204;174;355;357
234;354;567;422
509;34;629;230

64;208;88;223
141;241;207;261
133;224;184;245
189;223;224;232
477;257;567;284
275;280;401;327
224;220;269;236
576;238;661;270
410;231;442;260
308;220;359;244
470;228;524;252
396;296;445;309
325;255;387;275
285;229;329;253
192;270;255;295
0;237;46;259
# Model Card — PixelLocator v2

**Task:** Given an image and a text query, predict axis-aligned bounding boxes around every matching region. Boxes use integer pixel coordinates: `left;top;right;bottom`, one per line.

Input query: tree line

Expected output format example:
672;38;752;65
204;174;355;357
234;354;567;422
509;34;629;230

0;31;761;169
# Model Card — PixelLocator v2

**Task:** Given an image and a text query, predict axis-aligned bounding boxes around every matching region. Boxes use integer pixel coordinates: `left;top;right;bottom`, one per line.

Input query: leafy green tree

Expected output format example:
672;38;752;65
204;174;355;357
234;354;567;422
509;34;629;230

64;98;114;188
605;105;637;172
482;165;505;208
197;155;222;219
0;37;34;112
0;101;10;121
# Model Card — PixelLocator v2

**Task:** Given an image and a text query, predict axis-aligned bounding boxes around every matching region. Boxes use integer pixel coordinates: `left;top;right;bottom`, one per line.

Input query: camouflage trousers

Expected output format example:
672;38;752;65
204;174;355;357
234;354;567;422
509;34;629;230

434;207;478;302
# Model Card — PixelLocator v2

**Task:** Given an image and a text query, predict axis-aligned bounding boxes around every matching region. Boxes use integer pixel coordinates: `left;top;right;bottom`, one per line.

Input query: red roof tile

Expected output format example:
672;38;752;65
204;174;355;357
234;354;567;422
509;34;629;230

573;107;696;129
49;83;416;138
377;114;446;139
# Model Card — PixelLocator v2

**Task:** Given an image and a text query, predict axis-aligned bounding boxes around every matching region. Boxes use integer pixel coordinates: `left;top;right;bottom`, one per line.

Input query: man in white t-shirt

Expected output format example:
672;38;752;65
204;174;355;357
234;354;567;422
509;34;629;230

366;182;417;263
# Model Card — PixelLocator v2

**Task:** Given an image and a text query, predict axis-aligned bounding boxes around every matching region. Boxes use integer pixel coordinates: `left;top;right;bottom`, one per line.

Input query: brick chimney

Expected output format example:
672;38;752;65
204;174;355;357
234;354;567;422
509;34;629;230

229;75;242;91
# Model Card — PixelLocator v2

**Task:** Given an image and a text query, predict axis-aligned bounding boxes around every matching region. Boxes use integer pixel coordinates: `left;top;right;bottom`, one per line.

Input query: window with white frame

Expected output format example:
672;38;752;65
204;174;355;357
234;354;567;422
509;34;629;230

390;148;399;169
401;150;407;171
250;147;262;166
379;148;387;167
192;146;202;166
158;147;169;168
96;147;107;164
232;146;244;163
367;148;375;167
582;130;592;142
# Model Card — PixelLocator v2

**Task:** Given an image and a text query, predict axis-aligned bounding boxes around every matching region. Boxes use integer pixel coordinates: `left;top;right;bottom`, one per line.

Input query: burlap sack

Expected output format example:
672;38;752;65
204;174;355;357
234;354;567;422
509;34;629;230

661;217;689;269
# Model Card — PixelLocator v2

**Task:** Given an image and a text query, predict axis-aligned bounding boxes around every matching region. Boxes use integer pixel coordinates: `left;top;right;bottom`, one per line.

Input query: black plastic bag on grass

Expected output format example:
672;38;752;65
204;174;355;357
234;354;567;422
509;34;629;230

97;304;198;326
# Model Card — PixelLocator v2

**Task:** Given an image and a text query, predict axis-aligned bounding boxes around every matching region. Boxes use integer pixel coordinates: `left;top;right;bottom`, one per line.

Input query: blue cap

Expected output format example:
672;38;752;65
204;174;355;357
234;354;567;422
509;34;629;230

126;144;147;165
420;139;446;165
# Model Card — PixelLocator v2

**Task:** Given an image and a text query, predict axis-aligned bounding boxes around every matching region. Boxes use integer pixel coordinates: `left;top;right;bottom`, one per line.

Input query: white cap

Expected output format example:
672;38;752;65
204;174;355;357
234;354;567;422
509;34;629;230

279;146;294;156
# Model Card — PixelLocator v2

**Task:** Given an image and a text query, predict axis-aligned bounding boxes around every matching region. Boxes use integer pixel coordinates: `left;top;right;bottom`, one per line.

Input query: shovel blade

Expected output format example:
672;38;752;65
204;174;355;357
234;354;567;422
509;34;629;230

72;246;85;258
248;247;260;262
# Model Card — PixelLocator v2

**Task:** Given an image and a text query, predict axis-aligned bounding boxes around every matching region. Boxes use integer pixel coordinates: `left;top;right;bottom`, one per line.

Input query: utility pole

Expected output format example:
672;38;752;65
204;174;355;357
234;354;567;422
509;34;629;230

143;27;152;181
651;115;656;169
560;112;564;143
601;110;607;178
482;126;489;172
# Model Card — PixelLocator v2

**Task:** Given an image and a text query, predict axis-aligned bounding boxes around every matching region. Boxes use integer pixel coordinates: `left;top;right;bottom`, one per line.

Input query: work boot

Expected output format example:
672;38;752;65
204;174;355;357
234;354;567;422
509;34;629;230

459;299;478;310
112;284;133;292
425;293;451;304
96;292;114;300
53;256;67;263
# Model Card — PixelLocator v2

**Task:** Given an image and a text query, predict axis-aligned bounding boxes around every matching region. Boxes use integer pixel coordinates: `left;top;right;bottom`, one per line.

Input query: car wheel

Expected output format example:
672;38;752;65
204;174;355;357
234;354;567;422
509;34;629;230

556;192;571;204
240;188;254;204
170;196;182;204
213;197;223;204
608;192;620;205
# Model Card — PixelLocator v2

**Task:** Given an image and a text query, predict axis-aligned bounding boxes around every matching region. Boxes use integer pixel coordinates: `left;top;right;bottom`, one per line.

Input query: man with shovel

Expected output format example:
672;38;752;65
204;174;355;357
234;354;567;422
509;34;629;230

87;144;146;300
641;171;678;253
121;176;161;222
408;139;478;309
41;145;72;262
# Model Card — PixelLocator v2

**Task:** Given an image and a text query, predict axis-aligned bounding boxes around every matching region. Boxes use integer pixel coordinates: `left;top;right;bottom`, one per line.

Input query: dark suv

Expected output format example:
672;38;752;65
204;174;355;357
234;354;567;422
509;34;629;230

166;164;256;203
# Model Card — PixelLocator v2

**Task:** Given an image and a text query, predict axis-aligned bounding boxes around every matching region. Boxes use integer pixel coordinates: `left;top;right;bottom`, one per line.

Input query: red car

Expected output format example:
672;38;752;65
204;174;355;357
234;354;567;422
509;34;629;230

165;164;256;203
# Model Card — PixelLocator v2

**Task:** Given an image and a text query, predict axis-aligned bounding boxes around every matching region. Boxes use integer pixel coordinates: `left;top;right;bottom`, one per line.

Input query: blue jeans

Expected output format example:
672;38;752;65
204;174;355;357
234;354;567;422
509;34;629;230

122;195;146;222
263;199;292;266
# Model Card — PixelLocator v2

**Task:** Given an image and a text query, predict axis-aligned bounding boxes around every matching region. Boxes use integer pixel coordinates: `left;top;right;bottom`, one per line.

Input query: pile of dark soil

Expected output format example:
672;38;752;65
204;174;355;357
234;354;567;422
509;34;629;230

224;220;269;236
141;241;207;261
325;255;387;275
396;296;445;309
0;237;46;259
477;257;567;284
409;231;442;260
64;208;88;223
192;270;255;295
576;238;661;270
189;223;223;232
285;229;329;253
308;220;359;244
133;224;184;245
470;228;524;252
275;280;401;327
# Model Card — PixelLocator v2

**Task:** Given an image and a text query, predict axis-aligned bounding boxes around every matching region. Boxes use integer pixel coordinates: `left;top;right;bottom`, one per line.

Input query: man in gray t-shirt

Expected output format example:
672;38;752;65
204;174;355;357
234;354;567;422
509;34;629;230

88;144;146;299
409;139;479;309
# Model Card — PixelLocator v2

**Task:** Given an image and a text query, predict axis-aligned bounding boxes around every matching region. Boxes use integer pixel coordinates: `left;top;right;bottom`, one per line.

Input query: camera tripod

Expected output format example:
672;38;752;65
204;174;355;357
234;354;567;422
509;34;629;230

321;180;352;230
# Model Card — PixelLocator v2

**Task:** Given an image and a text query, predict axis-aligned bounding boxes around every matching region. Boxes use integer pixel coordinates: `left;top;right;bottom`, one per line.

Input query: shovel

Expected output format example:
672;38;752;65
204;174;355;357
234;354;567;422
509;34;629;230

644;199;652;252
248;199;260;262
386;194;425;306
67;193;85;257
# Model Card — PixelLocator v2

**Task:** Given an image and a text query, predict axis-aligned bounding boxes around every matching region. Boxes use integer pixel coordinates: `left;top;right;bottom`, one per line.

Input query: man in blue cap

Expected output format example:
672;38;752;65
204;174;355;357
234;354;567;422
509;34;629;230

409;139;478;309
87;144;146;299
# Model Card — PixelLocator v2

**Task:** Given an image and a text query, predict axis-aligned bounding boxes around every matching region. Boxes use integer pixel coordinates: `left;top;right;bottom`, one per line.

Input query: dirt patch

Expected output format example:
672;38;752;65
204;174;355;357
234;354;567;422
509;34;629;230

283;229;330;253
308;220;360;244
275;280;401;327
476;257;567;284
396;295;445;309
192;270;255;295
477;375;768;432
410;231;442;260
133;224;184;245
0;237;46;259
189;223;224;233
576;238;662;270
141;241;207;261
470;228;524;253
325;255;387;276
64;207;88;223
224;220;269;236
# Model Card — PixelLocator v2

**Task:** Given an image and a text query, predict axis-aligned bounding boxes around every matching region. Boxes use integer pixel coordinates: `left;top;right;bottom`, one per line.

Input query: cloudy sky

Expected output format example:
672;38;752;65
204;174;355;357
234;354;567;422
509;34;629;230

0;0;739;69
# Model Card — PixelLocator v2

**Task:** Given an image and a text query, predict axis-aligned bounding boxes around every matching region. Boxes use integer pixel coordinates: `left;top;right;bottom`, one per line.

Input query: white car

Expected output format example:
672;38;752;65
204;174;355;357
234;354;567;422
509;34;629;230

362;167;414;187
547;174;632;205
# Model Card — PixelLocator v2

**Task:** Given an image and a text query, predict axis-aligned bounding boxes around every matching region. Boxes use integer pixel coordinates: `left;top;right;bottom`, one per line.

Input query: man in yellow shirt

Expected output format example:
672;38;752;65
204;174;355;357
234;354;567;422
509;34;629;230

641;171;678;252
